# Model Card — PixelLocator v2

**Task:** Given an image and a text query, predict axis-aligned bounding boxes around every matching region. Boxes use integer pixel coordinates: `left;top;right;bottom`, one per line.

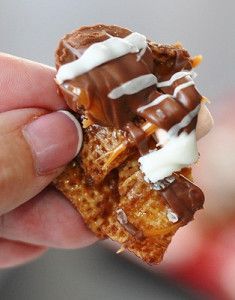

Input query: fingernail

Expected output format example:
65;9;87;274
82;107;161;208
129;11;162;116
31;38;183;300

23;111;83;174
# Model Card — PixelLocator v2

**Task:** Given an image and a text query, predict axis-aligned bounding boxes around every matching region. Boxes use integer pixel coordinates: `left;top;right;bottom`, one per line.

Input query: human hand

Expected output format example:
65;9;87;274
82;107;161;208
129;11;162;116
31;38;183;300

0;53;97;268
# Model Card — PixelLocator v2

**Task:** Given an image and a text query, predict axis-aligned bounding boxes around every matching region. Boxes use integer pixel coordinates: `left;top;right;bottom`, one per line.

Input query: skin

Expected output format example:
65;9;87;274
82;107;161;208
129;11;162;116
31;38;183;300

0;53;212;269
0;53;97;268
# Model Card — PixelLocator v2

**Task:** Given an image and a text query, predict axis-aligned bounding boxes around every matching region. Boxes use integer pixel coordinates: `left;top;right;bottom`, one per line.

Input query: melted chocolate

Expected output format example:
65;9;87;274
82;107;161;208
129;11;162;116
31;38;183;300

161;77;201;111
55;24;205;223
56;25;202;145
125;122;149;155
138;90;189;131
160;174;204;223
68;48;155;128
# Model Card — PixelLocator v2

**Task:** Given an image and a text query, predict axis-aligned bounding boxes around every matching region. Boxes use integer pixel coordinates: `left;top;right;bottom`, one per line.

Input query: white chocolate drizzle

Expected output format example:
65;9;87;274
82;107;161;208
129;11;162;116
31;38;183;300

141;105;200;183
108;74;157;99
155;128;170;146
109;70;195;105
138;130;198;183
173;79;195;98
136;47;147;61
157;70;197;88
137;94;171;113
56;32;147;84
168;104;200;136
58;31;202;188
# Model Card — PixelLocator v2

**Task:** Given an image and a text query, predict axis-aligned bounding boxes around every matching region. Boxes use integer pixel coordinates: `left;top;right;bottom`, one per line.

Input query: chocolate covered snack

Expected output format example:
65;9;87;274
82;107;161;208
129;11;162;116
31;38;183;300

54;24;211;263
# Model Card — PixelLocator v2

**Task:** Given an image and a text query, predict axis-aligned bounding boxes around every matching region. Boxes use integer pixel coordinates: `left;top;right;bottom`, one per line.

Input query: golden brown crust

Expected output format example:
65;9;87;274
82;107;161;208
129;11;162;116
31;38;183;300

55;159;184;264
79;125;135;184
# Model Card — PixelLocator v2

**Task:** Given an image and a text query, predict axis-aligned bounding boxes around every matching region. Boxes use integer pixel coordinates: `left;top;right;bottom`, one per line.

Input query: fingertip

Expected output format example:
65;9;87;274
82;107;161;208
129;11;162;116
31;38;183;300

0;53;67;112
1;187;97;249
0;239;47;269
0;108;83;215
23;110;82;175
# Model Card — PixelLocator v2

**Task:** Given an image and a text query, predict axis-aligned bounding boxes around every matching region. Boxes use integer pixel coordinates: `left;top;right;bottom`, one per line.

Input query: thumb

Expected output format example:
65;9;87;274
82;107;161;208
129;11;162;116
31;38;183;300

0;108;82;215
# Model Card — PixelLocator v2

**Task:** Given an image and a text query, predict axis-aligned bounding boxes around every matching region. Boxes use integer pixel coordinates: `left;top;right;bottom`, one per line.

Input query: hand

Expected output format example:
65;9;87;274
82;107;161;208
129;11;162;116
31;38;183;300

0;53;97;268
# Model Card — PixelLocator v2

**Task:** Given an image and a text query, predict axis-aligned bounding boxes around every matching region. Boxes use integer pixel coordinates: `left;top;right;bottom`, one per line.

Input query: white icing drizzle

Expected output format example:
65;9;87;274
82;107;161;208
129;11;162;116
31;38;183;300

168;104;200;136
173;79;195;98
138;130;198;183
56;32;147;84
143;102;201;184
108;74;157;99
137;94;171;113
157;70;197;88
136;47;147;61
124;32;147;49
155;128;170;146
154;105;201;146
116;70;196;113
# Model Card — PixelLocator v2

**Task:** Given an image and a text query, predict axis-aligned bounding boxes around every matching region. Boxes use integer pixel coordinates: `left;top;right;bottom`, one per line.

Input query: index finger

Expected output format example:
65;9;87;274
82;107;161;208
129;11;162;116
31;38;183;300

0;53;67;112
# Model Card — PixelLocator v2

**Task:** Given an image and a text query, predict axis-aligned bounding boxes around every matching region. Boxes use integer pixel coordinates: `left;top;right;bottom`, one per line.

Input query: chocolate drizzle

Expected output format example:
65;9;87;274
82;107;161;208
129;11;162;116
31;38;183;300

56;25;202;147
138;90;189;131
71;49;155;128
55;24;205;223
159;174;204;223
125;122;150;155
